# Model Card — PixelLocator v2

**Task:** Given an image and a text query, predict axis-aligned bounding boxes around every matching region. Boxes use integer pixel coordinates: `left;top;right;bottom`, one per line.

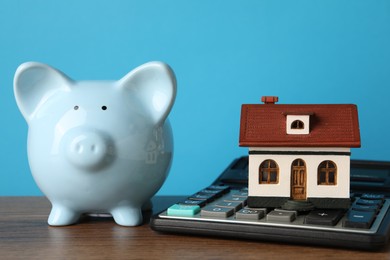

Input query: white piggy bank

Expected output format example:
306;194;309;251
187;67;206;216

14;62;176;226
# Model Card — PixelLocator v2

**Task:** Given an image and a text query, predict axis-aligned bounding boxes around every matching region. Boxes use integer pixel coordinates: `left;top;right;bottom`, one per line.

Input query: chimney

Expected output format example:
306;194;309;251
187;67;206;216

261;96;278;104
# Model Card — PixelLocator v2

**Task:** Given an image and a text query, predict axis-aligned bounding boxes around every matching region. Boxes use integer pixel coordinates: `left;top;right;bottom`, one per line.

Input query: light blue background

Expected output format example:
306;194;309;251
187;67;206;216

1;1;389;196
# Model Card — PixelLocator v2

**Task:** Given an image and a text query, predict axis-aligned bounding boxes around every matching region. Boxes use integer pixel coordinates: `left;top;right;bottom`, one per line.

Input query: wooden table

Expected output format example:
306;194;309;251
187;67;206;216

1;196;389;259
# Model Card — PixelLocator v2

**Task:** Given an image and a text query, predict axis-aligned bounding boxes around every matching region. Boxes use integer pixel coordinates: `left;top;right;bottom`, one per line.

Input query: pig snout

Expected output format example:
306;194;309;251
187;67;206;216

65;130;114;171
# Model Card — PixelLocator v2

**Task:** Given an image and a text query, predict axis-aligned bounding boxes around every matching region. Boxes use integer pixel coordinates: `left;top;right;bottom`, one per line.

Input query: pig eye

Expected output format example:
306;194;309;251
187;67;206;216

101;106;107;111
74;106;79;110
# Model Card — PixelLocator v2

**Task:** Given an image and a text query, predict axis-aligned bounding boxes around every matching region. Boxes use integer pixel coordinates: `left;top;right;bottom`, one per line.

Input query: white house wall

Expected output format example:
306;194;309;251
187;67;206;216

248;147;351;199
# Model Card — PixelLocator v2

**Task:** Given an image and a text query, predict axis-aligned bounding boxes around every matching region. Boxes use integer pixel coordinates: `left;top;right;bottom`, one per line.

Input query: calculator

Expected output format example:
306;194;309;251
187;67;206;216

150;156;390;250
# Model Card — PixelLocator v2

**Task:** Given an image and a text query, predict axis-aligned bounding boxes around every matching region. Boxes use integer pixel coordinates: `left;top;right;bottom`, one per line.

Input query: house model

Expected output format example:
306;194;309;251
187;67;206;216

239;96;361;210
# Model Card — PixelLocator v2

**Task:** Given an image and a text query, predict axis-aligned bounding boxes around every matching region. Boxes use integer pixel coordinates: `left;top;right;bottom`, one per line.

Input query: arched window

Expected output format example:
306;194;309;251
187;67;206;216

291;120;304;129
318;160;337;185
259;160;279;184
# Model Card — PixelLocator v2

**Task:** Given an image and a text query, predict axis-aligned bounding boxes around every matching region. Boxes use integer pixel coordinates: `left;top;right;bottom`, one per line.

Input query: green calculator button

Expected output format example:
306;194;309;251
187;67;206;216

167;204;201;217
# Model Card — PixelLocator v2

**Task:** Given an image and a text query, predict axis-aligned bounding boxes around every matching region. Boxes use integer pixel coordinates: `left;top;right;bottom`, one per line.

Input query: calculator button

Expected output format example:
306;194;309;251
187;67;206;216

352;204;380;213
231;191;249;198
274;208;298;219
267;210;296;222
361;194;385;201
304;209;344;226
222;195;247;206
343;210;376;229
199;189;222;194
179;199;207;207
215;201;243;212
167;204;201;217
201;206;234;218
199;189;224;198
356;199;383;207
236;208;265;220
189;193;215;203
207;185;231;194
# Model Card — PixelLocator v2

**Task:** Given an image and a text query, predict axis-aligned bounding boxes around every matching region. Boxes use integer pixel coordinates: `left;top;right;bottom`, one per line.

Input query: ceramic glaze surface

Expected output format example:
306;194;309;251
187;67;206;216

14;61;176;226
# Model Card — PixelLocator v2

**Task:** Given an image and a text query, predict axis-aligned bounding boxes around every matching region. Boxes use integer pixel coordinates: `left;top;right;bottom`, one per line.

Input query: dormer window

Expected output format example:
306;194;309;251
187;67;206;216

284;112;314;135
291;120;304;129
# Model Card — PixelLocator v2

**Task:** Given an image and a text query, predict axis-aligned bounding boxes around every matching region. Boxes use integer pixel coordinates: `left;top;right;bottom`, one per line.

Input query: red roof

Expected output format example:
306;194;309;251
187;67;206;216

239;103;361;148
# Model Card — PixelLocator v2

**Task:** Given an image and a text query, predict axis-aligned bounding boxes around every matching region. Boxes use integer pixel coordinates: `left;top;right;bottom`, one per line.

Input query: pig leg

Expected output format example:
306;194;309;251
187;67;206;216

48;205;81;226
111;206;143;226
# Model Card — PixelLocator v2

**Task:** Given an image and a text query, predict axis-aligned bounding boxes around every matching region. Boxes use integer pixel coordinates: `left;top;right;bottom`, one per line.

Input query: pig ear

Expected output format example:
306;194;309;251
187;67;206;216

118;62;176;125
14;62;72;121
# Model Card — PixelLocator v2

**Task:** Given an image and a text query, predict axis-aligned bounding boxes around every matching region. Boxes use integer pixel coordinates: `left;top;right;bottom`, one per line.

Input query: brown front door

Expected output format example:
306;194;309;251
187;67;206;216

291;159;306;200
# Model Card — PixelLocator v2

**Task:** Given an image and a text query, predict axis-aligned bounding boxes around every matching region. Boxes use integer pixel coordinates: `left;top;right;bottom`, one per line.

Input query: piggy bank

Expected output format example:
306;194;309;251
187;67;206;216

14;61;176;226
